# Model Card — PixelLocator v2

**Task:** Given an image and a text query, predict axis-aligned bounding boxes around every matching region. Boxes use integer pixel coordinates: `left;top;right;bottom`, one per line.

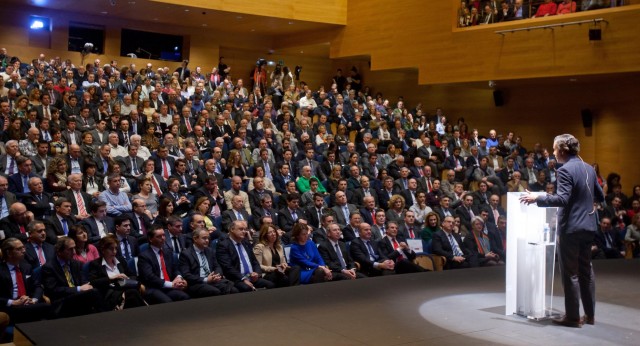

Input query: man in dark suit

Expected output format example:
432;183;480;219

45;198;77;244
137;226;190;304
331;191;358;230
520;134;604;328
398;210;422;240
304;193;326;230
8;156;41;199
222;195;252;234
142;159;168;196
154;146;176;180
112;216;140;261
351;176;379;208
251;194;278;231
349;223;395;277
163;216;190;255
0;202;30;244
90;120;110;148
175;60;191;83
456;194;479;231
273;162;294;194
22;177;54;220
432;215;477;270
80;201;114;244
60;174;93;220
128;198;153;240
178;229;238;298
30;142;51;178
247;177;274;213
592;217;623;259
76;106;96;133
378;221;424;274
61;120;82;147
41;237;101;317
277;193;305;241
215;220;275;292
317;223;366;280
487;194;506;226
65;144;84;175
24;221;55;268
121;145;145;186
0;237;51;323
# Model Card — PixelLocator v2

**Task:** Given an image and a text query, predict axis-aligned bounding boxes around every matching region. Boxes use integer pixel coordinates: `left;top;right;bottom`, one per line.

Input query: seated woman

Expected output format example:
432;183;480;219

192;197;219;240
69;225;100;264
225;149;248;180
88;235;146;310
46;156;69;194
82;160;104;198
133;177;159;217
386;194;406;224
288;223;332;284
253;223;301;287
624;213;640;258
421;211;441;254
80;132;96;159
153;198;176;227
49;128;68;156
464;216;504;266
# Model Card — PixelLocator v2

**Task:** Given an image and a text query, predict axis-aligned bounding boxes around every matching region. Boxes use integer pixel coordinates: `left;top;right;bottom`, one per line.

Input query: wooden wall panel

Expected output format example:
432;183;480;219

151;0;347;25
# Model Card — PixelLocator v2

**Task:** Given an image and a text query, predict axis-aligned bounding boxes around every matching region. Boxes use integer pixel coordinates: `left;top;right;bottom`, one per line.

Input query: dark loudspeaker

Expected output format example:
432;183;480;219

493;90;504;107
581;109;593;128
589;28;601;41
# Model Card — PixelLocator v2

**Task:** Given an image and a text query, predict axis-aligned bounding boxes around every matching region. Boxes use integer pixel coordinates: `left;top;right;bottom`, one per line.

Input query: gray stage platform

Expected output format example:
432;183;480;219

16;259;640;345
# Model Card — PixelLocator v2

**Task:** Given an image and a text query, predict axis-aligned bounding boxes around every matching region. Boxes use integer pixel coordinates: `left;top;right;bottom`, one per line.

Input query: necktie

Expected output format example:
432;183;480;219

103;159;108;174
159;250;171;282
151;177;162;195
392;238;405;260
493;208;500;225
0;196;5;219
19;225;26;234
139;216;147;234
162;160;169;179
36;244;46;265
122;237;131;260
365;241;377;261
75;191;87;216
343;206;350;224
132;158;139;175
236;211;244;221
236;243;251;275
44;107;50;119
61;219;69;235
23;176;30;193
403;179;407;189
380;226;386;237
291;210;297;222
186;121;193;132
335;243;347;269
44;132;50;141
409;227;415;239
173;236;181;253
199;251;210;276
15;266;27;297
124;132;129;146
371;210;376;225
427;179;432;192
8;157;15;175
448;233;464;257
63;264;75;287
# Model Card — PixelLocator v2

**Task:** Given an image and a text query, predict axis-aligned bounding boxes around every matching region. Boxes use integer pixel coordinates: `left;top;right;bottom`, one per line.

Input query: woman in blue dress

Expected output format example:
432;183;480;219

289;223;333;284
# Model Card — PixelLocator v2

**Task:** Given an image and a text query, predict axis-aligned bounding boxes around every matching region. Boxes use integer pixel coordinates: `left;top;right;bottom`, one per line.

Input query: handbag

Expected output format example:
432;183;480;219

116;278;141;290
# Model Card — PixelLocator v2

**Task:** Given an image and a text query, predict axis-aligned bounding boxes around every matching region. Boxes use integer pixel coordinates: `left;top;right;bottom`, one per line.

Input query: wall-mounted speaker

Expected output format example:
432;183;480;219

493;90;504;107
581;109;593;128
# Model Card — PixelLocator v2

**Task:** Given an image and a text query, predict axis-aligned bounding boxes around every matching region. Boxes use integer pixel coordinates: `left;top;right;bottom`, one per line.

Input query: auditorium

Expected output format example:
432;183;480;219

0;0;639;344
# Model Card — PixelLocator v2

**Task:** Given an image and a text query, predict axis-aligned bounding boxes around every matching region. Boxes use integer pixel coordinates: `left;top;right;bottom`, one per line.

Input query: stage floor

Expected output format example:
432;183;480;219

16;259;640;345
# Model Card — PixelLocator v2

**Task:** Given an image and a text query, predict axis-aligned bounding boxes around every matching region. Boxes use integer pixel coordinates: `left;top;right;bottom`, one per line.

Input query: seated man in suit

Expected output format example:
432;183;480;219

45;198;77;244
24;220;55;268
113;215;139;261
277;193;305;241
222;195;252;234
215;220;275;292
0;237;51;324
22;177;54;221
164;215;190;255
60;174;93;221
317;223;366;280
161;178;192;217
80;201;114;244
592;216;624;259
331;191;359;230
247;176;274;213
0;202;31;244
8;156;41;199
456;194;479;231
378;221;424;274
137;225;190;304
349;222;395;277
178;228;238;298
252;194;279;231
128;198;153;241
311;213;334;244
41;237;101;317
398;210;422;240
432;216;477;269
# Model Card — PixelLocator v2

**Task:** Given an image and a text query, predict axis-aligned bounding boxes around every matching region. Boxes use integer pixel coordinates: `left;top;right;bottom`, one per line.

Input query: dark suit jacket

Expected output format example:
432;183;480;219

116;235;140;259
64;156;85;175
0;215;28;243
163;231;191;254
62;130;82;146
87;255;135;294
432;230;472;263
60;189;93;219
24;242;55;269
378;236;417;262
215;238;262;282
8;173;40;198
535;157;605;235
272;174;293;194
0;261;43;306
351;188;379;208
277;207;305;235
317;240;356;272
221;209;251;233
80;216;115;244
30;154;51;177
349;238;388;276
22;192;54;220
126;212;152;239
45;215;77;244
331;204;358;229
154;156;176;177
247;189;274;213
304;206;325;230
455;205;479;230
137;247;180;289
252;207;278;231
41;258;85;301
121;155;144;179
178;246;224;286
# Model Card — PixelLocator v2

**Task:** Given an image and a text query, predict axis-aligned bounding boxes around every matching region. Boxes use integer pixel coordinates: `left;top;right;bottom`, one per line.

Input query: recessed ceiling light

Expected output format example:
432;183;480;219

251;29;255;32
202;24;208;27
153;18;159;21
101;11;108;14
128;1;136;4
569;78;578;82
184;9;190;12
288;21;294;25
300;50;304;54
236;16;243;19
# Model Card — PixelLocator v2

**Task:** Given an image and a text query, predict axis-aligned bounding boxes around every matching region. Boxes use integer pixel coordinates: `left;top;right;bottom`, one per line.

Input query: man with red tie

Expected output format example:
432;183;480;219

398;210;422;240
377;221;424;274
0;237;51;323
0;203;31;244
137;225;190;304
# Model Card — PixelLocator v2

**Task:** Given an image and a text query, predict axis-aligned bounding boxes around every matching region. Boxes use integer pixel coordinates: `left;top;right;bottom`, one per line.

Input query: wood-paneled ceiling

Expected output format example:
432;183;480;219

11;0;343;36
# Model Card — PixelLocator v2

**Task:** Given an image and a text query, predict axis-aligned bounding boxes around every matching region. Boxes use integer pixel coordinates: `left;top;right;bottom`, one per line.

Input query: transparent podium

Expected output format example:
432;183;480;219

505;192;559;319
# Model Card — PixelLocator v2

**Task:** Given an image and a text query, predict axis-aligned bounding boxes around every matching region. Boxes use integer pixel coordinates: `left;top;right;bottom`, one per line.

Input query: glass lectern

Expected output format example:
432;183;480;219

505;192;558;319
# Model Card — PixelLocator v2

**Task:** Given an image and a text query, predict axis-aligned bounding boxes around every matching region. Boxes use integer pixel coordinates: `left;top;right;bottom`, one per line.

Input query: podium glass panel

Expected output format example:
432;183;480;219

505;192;558;319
